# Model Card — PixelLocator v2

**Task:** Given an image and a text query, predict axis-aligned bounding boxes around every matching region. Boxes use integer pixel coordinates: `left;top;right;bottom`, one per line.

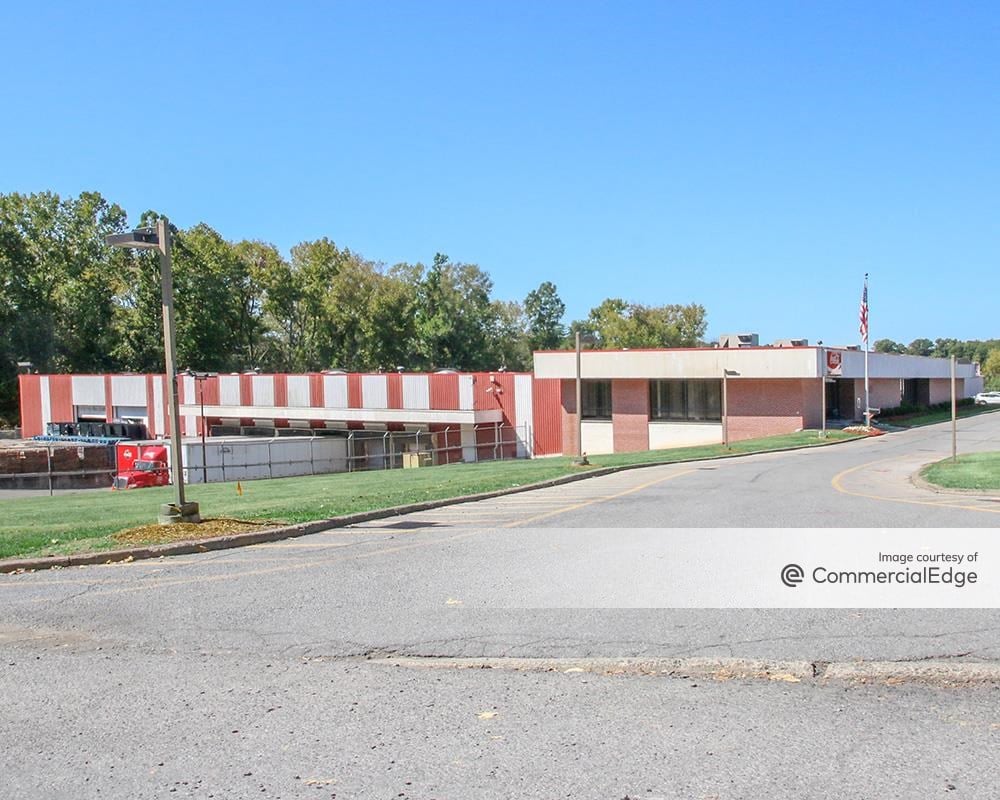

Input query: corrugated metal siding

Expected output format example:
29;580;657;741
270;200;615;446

273;375;288;407
239;374;254;405
145;375;156;435
71;375;105;406
49;375;74;423
111;375;148;406
347;374;362;408
386;373;403;409
531;378;563;456
104;375;113;422
362;375;388;409
514;374;534;457
458;375;474;410
251;375;273;406
287;375;310;407
309;374;324;407
402;374;430;409
324;375;348;408
219;375;240;405
429;374;459;410
152;376;165;436
18;375;42;436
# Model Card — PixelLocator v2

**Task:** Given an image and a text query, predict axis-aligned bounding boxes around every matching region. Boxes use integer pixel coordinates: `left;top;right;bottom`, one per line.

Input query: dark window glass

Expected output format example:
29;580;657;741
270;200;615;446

582;380;612;420
649;380;722;422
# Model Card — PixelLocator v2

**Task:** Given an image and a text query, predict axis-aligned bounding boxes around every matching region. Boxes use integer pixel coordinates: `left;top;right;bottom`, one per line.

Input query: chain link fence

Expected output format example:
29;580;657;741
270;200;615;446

0;423;533;493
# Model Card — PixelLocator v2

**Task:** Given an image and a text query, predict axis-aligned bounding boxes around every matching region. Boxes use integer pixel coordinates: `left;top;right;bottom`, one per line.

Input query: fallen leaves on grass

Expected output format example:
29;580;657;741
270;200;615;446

112;518;282;546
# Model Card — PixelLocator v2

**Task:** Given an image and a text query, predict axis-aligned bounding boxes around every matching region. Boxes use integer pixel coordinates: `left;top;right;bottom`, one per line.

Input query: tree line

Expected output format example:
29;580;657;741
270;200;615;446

874;338;1000;387
0;190;708;426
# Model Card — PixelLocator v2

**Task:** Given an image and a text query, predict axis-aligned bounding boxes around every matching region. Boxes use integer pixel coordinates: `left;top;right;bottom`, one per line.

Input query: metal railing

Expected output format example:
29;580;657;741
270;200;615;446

190;422;532;483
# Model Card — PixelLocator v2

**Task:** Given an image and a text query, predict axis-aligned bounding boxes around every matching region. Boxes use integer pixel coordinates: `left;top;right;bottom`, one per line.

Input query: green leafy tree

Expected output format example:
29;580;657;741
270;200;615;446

523;281;565;351
874;339;905;354
486;300;531;371
414;253;495;369
573;298;707;349
983;349;1000;390
907;338;934;356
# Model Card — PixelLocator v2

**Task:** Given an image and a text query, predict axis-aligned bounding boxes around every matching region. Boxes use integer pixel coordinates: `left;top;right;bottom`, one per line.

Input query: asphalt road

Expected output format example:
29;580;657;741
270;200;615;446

3;414;1000;798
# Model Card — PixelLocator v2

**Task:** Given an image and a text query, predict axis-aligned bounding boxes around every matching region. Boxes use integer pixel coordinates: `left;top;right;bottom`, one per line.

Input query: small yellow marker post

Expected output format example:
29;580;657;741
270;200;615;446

236;481;243;496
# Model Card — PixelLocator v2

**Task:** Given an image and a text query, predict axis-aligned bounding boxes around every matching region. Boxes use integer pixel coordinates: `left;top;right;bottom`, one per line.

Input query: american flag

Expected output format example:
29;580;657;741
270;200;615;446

859;275;869;344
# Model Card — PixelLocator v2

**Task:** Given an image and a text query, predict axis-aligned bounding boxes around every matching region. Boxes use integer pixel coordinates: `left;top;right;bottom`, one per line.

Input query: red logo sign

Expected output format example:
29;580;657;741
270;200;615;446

826;350;842;376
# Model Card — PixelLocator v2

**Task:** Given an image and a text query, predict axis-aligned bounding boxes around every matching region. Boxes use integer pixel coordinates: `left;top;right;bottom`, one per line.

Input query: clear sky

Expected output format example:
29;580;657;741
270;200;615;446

3;1;997;346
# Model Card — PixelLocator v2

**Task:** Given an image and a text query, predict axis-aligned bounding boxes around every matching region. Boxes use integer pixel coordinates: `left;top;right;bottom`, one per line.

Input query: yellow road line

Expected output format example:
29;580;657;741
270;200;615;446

830;457;1000;515
503;469;697;527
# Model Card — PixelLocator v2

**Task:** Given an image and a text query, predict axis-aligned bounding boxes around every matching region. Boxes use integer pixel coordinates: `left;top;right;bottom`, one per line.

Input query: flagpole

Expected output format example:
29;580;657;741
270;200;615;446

863;274;870;427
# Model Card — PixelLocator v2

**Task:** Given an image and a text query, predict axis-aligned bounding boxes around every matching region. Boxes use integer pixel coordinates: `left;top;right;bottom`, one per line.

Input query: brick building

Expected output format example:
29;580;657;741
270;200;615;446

533;346;982;455
17;347;982;459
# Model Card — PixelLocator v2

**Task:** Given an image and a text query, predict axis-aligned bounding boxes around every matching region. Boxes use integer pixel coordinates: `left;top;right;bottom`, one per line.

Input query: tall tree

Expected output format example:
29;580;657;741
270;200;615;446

523;281;565;351
414;253;495;369
574;298;707;348
874;339;905;354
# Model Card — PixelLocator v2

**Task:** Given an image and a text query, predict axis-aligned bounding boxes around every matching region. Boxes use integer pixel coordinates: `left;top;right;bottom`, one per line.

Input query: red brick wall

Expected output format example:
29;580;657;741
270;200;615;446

612;379;649;452
727;379;815;442
929;378;955;405
868;378;901;412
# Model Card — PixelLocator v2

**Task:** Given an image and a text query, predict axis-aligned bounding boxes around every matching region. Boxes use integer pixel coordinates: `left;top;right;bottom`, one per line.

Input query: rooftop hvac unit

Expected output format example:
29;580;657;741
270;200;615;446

718;333;759;348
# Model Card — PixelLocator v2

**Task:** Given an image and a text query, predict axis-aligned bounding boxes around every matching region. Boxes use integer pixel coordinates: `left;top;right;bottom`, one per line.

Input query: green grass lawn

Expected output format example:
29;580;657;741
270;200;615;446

920;452;1000;492
0;429;859;561
882;404;998;428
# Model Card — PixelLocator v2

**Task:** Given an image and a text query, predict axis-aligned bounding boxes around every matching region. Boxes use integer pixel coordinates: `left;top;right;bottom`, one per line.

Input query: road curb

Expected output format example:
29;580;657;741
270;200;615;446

370;655;1000;687
910;466;1000;499
1;433;864;574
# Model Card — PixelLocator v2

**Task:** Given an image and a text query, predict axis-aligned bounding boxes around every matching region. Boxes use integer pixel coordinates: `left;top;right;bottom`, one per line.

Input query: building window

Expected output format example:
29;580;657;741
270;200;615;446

649;380;721;422
582;380;612;420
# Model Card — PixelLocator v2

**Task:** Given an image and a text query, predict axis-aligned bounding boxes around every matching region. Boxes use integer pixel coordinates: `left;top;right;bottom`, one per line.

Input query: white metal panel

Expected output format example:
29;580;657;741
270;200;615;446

111;375;147;406
72;375;105;405
461;424;477;462
40;376;51;428
179;403;500;425
459;375;474;410
252;375;274;406
152;376;165;437
287;375;311;407
402;375;430;410
362;375;388;409
219;375;240;406
648;421;722;449
581;421;614;455
185;415;196;436
323;375;348;408
180;375;195;405
514;374;534;457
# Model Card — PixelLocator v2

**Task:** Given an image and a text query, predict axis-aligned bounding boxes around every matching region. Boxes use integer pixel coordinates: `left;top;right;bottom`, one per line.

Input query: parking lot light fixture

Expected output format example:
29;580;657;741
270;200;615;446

106;218;200;524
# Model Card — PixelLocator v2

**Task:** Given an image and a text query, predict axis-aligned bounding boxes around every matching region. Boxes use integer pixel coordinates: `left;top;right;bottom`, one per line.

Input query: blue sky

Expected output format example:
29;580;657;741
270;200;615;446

3;1;997;346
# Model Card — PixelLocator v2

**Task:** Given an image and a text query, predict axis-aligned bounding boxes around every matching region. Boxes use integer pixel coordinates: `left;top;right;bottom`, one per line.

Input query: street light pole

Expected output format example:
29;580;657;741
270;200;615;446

157;218;191;519
575;331;583;462
107;219;199;524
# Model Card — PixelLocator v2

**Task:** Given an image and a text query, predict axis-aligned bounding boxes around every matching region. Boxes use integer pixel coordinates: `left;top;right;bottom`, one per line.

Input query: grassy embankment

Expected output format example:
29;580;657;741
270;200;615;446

921;452;1000;492
881;404;998;429
0;429;859;560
